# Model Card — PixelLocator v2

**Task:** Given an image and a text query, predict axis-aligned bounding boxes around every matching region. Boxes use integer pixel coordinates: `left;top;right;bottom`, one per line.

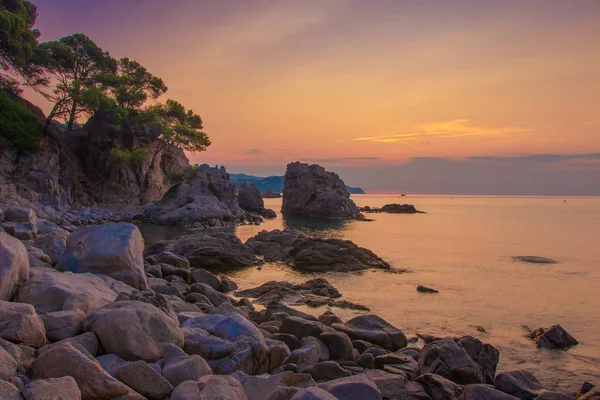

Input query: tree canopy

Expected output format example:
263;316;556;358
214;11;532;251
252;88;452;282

0;0;45;93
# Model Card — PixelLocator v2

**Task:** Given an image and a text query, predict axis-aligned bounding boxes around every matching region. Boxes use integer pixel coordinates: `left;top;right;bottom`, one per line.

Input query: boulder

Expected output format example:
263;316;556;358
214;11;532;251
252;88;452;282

290;387;337;400
319;311;343;326
0;346;18;379
191;283;233;306
221;276;238;292
375;353;419;377
83;300;184;362
33;231;66;265
232;370;315;400
535;392;576;400
391;381;431;400
162;344;213;388
301;361;352;382
418;336;499;385
493;370;545;400
235;278;341;305
262;189;282;198
145;165;250;228
152;251;190;269
97;354;129;377
0;229;29;301
319;331;354;362
144;231;258;269
280;316;328;339
0;301;46;347
183;327;237;360
245;229;303;262
512;256;557;264
115;360;173;400
0;380;21;400
332;315;406;351
57;223;147;290
417;285;439;294
528;325;579;350
15;268;117;338
317;374;382;400
4;207;37;226
361;204;419;214
281;162;361;220
37;332;100;359
171;375;247;400
238;183;265;213
190;269;222;290
262;209;277;219
460;384;519;400
416;373;464;400
285;343;322;371
30;342;136;399
22;376;82;400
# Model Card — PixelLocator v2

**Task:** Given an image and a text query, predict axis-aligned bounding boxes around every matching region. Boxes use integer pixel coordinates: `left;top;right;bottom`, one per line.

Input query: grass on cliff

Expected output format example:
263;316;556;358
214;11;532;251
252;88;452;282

0;91;42;151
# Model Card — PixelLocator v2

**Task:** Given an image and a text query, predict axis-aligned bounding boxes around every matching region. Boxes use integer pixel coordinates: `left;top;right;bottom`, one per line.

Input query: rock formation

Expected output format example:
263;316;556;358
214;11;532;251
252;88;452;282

281;162;361;220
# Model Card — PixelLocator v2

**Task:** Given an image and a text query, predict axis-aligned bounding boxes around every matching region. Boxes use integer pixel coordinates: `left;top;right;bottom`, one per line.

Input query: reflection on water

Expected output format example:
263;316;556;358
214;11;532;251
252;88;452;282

140;195;600;392
282;216;351;238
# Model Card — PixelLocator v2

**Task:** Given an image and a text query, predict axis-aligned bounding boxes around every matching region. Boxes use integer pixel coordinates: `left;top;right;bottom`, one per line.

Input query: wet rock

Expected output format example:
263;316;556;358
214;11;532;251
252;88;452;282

317;374;382;400
0;229;29;301
319;331;355;362
30;342;135;399
238;183;265;213
115;360;173;400
417;285;439;294
0;301;46;347
301;361;352;382
416;373;464;400
493;370;545;400
527;325;579;350
418;336;499;385
512;256;557;264
360;204;420;214
170;374;246;400
332;315;407;351
83;300;184;362
282;162;361;220
245;229;303;262
232;370;316;400
235;278;341;305
144;231;258;269
57;223;148;290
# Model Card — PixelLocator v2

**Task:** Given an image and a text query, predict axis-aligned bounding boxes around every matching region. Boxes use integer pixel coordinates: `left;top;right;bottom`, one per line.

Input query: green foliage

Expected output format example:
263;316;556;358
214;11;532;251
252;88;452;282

0;0;45;92
0;90;41;150
97;57;167;111
110;147;148;167
143;99;210;156
35;33;117;130
169;164;197;184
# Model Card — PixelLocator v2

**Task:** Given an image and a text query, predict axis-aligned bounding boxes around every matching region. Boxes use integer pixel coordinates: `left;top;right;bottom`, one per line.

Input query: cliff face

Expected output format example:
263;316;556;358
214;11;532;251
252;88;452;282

0;106;189;216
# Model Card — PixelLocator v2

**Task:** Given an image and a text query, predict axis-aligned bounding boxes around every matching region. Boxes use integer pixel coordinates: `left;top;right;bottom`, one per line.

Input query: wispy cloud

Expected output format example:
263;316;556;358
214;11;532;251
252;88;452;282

586;119;600;126
353;119;533;143
246;148;264;155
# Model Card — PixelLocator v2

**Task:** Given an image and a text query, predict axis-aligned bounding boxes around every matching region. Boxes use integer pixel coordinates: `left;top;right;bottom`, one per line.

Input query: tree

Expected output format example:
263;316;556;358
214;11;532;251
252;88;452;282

143;99;210;169
97;57;167;111
0;0;45;94
36;33;116;130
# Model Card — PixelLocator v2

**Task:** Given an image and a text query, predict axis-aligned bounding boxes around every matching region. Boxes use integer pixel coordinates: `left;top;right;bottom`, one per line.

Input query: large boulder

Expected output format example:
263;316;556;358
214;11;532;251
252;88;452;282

57;223;148;290
232;370;316;400
493;370;545;400
332;315;406;351
0;229;29;301
282;162;361;220
22;376;82;400
461;384;519;400
170;375;246;400
162;344;213;388
83;300;184;362
3;207;38;240
528;325;579;350
235;278;341;305
0;346;18;379
145;165;251;228
33;231;66;265
0;301;46;347
115;360;174;400
238;183;264;213
416;373;464;400
144;231;258;270
317;375;382;400
30;342;138;399
418;336;500;385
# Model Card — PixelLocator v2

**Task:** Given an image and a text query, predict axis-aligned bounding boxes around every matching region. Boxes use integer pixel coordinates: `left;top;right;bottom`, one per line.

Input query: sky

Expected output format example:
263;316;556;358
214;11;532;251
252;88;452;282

29;0;600;194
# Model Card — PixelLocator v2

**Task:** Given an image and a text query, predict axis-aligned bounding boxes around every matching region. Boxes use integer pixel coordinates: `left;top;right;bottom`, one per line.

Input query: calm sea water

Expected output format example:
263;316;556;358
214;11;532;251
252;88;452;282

230;195;600;392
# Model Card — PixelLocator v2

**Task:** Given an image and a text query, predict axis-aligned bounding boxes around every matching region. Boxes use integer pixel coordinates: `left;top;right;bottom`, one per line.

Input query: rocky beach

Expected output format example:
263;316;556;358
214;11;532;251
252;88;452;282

0;158;597;400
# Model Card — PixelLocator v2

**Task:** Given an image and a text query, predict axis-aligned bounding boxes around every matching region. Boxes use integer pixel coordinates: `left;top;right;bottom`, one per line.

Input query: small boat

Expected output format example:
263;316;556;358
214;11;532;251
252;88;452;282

400;193;406;197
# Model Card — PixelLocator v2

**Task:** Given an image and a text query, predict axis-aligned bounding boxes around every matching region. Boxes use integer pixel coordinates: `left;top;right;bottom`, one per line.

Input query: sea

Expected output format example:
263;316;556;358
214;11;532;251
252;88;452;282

142;194;600;392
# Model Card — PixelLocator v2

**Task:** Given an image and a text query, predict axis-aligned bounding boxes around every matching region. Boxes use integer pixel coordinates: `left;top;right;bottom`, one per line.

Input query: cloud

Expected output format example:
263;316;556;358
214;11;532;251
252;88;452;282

353;119;533;143
246;148;264;155
586;119;600;125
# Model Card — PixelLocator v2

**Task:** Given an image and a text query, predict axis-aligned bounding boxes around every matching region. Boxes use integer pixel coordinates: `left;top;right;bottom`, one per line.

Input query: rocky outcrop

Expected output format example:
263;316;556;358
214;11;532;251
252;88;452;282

527;325;579;350
282;162;361;220
57;223;148;290
144;231;259;269
262;189;282;198
145;165;261;228
238;183;264;213
0;229;29;301
360;204;421;214
246;229;390;272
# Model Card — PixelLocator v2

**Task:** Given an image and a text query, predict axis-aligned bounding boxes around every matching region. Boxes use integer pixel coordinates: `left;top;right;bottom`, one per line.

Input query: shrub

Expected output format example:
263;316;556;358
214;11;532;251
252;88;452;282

110;147;148;167
0;91;42;150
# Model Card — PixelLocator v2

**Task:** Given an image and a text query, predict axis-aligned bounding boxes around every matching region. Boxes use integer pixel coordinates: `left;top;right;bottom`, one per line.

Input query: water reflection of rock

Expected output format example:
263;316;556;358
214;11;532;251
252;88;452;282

282;216;350;238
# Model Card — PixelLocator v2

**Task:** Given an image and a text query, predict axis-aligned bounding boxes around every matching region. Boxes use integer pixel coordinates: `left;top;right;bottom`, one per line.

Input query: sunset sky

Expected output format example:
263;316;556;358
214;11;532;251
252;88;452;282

30;1;600;194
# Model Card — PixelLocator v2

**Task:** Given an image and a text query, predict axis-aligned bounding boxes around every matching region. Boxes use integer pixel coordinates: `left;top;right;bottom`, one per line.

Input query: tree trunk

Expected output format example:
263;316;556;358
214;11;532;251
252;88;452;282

67;100;77;131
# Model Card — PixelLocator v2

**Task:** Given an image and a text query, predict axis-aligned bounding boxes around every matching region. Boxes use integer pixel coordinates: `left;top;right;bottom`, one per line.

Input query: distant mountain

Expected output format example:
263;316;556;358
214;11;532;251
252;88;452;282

230;173;365;194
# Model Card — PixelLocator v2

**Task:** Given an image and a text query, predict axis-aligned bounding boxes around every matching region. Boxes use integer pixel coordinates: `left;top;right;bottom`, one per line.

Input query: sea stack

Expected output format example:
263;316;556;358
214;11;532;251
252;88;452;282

281;162;361;220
